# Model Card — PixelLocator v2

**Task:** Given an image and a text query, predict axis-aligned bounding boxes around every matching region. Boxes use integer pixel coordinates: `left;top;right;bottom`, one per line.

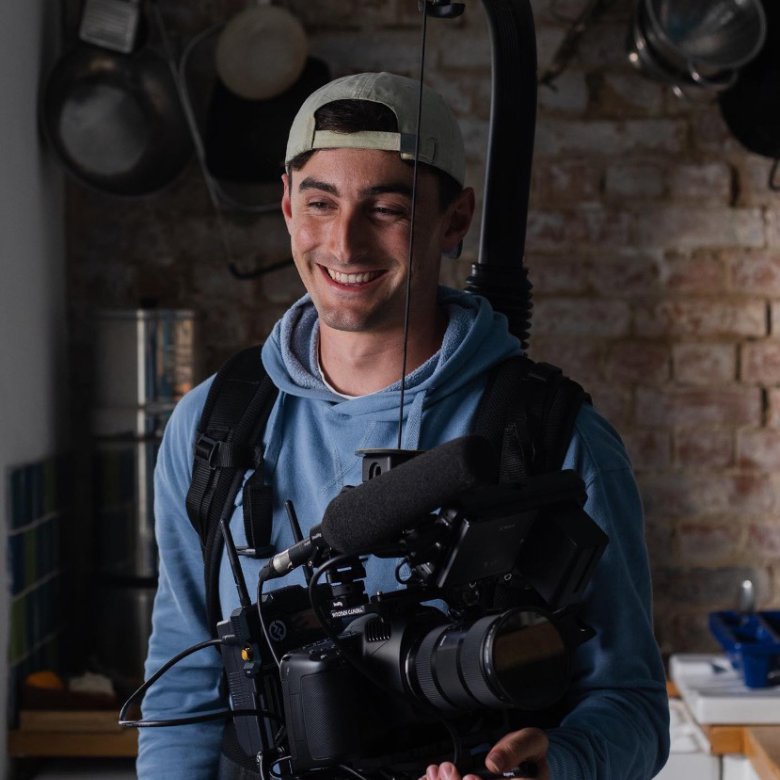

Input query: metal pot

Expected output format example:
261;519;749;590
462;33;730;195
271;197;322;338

203;57;332;184
718;0;780;187
628;0;767;93
179;19;330;188
92;308;199;414
93;436;161;580
214;3;308;101
41;7;193;196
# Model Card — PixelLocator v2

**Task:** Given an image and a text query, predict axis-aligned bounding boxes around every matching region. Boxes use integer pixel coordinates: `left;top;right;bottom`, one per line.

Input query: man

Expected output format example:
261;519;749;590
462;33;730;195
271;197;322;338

138;72;670;779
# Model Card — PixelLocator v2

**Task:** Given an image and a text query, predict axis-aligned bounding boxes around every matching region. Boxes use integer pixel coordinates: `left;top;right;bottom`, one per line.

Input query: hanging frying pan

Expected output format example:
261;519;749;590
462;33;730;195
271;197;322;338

179;4;330;190
174;13;328;278
41;1;193;197
204;57;331;184
719;0;780;187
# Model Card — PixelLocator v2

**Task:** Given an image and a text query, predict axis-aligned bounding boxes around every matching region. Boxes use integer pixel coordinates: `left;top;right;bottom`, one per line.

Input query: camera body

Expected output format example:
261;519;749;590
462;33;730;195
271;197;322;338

219;449;608;777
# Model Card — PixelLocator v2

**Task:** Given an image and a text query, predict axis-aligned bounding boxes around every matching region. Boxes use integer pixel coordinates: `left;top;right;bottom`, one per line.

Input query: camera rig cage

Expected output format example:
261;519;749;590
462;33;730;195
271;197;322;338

121;435;608;780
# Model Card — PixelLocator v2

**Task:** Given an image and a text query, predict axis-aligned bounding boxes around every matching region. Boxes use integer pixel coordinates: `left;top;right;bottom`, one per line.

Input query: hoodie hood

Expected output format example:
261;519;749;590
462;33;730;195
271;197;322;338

261;286;521;425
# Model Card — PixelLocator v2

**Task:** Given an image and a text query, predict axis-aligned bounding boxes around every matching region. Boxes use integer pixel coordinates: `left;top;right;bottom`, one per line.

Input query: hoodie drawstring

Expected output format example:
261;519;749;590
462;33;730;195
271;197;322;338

401;390;426;451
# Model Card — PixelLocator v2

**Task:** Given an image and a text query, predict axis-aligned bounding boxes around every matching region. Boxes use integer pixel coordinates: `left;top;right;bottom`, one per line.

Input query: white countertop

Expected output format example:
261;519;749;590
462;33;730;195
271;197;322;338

670;654;780;725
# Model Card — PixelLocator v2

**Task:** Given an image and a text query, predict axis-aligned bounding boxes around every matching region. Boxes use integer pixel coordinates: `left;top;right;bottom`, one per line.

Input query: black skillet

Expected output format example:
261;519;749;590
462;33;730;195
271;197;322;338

41;2;192;197
719;0;780;189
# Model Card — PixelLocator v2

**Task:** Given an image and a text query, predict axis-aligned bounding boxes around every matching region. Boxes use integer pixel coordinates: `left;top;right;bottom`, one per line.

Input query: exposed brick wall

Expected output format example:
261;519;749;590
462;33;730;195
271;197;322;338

64;0;780;656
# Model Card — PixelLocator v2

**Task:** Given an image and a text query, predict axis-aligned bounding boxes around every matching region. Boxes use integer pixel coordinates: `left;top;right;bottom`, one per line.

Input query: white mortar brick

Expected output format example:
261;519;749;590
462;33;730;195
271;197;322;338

634;300;767;338
536;25;568;72
673;343;737;385
605;162;665;198
576;23;642;68
459;117;490;161
309;31;423;75
533;297;632;337
535;118;686;156
538;70;589;114
530;0;592;24
601;72;664;114
437;28;492;69
290;0;399;27
633;207;765;249
737;155;779;207
669;162;732;202
767;208;780;248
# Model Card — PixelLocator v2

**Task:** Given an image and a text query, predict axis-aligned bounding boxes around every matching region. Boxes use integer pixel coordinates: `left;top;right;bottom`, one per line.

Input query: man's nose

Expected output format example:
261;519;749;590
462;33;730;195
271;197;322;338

326;208;370;264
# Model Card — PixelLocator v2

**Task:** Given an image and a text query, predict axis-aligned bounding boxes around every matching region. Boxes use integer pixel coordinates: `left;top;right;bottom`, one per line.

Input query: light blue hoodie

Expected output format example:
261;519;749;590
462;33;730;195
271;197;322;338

138;288;669;779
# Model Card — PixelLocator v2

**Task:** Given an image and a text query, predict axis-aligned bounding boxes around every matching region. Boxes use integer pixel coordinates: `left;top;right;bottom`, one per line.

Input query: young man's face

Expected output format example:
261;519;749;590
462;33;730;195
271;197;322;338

281;147;473;337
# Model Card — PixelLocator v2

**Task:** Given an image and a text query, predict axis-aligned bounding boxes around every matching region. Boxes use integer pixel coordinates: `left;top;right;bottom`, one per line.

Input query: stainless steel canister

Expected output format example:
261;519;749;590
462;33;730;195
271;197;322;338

91;308;201;688
93;436;161;579
93;308;199;421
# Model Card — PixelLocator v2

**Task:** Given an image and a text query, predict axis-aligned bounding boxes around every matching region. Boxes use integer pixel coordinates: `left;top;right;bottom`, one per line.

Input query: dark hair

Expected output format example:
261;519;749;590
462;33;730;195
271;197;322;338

287;99;463;211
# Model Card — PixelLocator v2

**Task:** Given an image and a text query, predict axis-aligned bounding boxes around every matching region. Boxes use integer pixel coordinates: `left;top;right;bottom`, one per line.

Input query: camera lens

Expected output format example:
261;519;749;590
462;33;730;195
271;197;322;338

408;608;570;712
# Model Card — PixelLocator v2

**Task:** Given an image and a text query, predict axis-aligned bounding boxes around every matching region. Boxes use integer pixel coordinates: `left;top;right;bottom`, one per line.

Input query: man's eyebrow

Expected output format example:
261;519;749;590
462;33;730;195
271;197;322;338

298;177;338;195
363;183;413;198
296;178;413;199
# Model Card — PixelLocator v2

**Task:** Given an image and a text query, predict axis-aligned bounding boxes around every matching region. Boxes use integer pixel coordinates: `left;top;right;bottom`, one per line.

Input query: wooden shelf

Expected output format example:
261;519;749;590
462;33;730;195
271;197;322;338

745;727;780;780
8;710;137;758
706;724;746;755
670;678;780;780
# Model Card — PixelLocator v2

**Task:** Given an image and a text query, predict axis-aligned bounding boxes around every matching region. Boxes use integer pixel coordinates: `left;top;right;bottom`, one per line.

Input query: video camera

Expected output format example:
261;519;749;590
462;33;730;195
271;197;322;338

215;435;608;779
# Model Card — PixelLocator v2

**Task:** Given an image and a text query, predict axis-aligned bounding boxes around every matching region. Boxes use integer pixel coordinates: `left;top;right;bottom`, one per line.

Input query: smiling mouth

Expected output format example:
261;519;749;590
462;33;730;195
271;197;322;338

324;268;385;285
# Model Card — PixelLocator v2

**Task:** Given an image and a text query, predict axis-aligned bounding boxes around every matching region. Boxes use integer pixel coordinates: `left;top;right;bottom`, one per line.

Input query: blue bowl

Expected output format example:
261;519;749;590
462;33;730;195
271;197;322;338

708;610;780;688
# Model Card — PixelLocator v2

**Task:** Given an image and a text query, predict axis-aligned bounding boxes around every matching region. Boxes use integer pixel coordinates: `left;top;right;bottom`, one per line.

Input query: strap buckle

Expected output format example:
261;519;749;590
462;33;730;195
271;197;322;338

194;434;223;469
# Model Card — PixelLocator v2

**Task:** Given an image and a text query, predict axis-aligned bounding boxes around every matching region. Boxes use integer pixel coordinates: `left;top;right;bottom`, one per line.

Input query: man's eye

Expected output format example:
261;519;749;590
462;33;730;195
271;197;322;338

307;200;333;211
373;206;407;218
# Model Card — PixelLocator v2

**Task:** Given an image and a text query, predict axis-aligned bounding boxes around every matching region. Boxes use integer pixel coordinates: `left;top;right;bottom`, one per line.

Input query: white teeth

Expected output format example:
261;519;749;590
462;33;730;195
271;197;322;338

326;269;381;285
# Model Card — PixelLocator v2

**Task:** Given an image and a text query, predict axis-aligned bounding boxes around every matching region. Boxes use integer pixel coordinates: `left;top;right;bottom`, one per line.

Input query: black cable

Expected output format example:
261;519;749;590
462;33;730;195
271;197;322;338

397;2;431;450
257;568;283;669
338;764;372;780
118;636;281;728
123;707;279;729
269;755;293;779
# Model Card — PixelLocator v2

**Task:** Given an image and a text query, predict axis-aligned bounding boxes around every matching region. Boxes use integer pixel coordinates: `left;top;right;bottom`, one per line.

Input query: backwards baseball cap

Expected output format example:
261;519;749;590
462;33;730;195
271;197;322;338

285;71;466;186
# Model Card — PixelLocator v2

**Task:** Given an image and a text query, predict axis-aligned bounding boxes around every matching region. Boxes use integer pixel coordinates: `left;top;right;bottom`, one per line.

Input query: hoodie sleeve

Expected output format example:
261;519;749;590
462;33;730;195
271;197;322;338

545;405;670;780
136;378;226;780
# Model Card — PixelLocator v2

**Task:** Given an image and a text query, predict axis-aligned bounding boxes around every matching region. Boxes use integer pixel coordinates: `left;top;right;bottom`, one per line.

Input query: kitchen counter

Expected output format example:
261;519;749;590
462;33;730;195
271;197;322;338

9;688;780;778
669;655;780;780
8;710;137;758
706;726;780;780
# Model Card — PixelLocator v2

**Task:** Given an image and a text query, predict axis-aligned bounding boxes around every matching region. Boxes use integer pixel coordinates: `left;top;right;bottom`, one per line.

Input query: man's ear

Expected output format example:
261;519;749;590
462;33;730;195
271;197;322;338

443;240;463;260
281;172;293;231
442;186;475;259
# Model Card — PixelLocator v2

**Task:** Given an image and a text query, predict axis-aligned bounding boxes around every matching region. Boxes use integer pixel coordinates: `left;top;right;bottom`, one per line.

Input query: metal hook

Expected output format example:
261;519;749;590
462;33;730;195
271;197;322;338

539;0;611;88
418;0;465;19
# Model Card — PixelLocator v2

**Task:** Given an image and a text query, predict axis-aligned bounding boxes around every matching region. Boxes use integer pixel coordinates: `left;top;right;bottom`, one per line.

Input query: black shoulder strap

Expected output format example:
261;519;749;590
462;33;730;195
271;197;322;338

471;355;590;481
185;344;278;633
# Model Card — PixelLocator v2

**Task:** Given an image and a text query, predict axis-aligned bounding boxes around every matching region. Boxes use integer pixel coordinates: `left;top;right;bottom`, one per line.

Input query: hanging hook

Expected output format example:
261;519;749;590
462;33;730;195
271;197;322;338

418;0;465;19
539;0;612;88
